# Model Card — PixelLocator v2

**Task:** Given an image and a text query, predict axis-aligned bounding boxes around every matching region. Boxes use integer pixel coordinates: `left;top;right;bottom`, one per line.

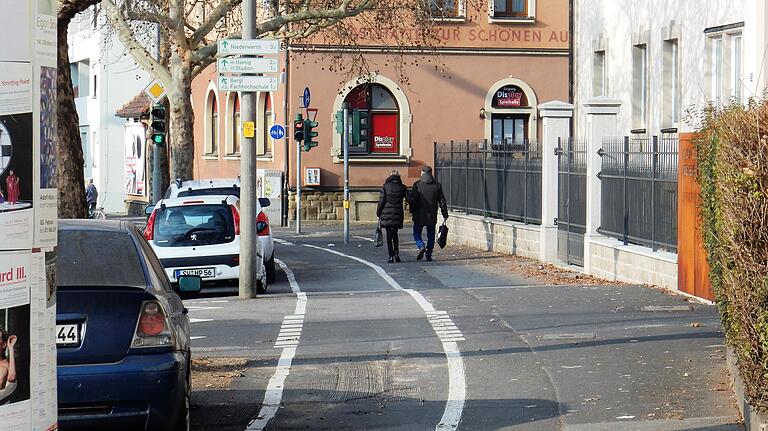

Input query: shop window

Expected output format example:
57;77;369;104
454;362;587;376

483;78;537;148
204;90;219;156
343;84;400;156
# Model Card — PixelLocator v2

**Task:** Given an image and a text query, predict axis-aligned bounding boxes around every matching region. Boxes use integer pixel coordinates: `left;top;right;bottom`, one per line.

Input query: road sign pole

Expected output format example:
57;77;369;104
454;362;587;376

239;0;258;299
343;106;350;244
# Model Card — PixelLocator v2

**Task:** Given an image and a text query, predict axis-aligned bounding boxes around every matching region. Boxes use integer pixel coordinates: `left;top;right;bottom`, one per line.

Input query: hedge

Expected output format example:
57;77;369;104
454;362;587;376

694;99;768;413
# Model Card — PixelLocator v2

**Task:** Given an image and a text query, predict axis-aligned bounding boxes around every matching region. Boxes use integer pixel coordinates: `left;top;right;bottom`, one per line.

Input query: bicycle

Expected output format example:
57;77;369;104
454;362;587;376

89;206;106;220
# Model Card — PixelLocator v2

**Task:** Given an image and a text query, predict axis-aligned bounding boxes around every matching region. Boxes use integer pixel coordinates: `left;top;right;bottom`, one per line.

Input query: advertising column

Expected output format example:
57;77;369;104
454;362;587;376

0;0;58;430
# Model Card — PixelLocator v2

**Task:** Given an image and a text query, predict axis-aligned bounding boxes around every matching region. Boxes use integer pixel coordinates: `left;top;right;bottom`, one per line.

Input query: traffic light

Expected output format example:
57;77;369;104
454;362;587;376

303;119;318;151
293;114;304;142
150;104;166;145
351;110;369;148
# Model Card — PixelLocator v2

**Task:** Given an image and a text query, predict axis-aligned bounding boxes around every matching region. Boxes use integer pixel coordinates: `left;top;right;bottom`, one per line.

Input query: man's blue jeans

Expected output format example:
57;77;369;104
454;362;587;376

413;223;436;255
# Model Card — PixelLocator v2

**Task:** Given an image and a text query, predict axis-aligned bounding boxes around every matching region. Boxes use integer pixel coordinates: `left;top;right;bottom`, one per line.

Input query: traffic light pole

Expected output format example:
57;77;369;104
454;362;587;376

152;141;162;204
343;106;350;244
296;140;302;234
239;0;258;298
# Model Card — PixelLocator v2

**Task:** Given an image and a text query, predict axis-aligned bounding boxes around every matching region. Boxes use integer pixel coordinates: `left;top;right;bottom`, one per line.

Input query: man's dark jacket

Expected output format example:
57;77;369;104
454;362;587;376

377;175;408;229
410;172;448;226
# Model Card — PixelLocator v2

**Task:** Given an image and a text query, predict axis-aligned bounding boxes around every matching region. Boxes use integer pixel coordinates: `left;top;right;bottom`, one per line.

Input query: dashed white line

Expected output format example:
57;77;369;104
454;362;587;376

353;235;375;242
274;238;295;246
190;336;207;340
246;259;305;431
303;244;466;431
190;318;213;323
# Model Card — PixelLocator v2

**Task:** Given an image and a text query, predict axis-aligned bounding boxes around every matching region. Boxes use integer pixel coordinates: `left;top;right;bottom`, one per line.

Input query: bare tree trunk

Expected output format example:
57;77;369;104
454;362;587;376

56;8;87;219
167;66;195;182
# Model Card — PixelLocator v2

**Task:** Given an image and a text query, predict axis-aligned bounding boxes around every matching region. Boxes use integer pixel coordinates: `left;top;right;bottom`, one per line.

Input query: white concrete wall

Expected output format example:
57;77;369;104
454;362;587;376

588;236;677;290
446;213;541;260
68;9;153;213
574;0;764;136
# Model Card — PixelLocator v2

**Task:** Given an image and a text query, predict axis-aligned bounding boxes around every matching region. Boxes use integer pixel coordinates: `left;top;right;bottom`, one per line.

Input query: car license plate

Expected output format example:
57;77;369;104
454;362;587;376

56;324;81;347
176;268;215;279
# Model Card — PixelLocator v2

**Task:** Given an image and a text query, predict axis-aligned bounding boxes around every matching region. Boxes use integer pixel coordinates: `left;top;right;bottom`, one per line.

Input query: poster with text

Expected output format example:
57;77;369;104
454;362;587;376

30;250;56;431
0;113;34;251
35;66;57;247
0;0;31;63
125;123;146;196
35;0;56;67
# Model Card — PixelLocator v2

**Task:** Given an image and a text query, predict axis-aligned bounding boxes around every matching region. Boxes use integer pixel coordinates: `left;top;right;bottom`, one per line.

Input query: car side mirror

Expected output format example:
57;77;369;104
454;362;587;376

258;197;271;208
178;276;201;293
145;205;155;216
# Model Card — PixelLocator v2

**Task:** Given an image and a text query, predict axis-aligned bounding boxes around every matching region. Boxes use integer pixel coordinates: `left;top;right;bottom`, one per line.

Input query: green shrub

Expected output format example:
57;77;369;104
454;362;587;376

694;99;768;413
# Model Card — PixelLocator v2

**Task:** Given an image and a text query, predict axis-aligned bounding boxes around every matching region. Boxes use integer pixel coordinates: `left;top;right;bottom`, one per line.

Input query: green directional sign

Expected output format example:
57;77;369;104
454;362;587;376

217;58;279;73
217;39;279;56
218;75;278;92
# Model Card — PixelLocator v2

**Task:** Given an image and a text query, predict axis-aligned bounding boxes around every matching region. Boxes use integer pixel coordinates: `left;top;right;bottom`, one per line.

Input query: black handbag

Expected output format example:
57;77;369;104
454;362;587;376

437;222;448;249
374;221;384;247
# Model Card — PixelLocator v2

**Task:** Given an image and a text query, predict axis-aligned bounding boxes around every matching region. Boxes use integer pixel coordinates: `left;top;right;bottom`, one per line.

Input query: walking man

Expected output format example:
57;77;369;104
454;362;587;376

85;178;98;213
410;165;448;262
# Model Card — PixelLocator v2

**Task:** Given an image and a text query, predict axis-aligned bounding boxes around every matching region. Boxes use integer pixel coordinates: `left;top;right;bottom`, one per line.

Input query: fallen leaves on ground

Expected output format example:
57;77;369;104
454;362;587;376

192;357;249;390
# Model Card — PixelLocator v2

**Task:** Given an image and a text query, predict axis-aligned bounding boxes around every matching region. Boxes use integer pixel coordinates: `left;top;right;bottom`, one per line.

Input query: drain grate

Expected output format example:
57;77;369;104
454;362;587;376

641;305;693;312
539;332;596;341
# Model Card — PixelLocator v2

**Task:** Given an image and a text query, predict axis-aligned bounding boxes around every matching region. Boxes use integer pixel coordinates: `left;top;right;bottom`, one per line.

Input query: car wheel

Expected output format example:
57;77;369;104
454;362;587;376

174;362;191;431
266;255;276;284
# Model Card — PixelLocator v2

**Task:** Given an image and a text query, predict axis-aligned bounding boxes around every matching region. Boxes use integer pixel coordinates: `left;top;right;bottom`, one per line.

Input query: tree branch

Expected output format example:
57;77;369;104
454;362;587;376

102;0;172;86
191;0;242;48
126;9;174;28
257;0;373;35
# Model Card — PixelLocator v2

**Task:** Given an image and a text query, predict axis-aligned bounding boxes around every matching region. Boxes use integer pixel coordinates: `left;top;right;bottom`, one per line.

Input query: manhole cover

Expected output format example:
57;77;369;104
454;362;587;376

539;332;596;341
307;361;419;403
641;305;693;312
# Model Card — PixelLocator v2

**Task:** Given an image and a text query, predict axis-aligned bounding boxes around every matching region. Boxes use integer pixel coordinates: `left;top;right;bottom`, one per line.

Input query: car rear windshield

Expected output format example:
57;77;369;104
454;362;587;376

178;187;240;198
153;204;235;247
58;230;146;287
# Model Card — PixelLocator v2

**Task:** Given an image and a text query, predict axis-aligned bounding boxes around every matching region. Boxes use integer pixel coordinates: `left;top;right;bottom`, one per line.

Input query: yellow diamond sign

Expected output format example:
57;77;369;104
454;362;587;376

144;79;166;102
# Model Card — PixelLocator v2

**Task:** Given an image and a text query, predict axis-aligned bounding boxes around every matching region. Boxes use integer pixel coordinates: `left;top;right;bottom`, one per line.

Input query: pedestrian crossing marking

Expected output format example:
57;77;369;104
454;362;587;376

427;311;465;343
274;314;305;348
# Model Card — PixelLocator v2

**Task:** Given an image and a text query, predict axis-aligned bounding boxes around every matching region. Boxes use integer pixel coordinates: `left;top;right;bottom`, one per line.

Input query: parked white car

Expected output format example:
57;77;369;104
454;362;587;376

159;178;276;283
143;195;268;293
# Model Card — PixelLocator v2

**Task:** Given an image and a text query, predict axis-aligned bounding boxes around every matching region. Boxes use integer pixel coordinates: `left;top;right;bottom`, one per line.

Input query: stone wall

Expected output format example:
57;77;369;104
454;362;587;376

587;236;678;290
287;190;382;222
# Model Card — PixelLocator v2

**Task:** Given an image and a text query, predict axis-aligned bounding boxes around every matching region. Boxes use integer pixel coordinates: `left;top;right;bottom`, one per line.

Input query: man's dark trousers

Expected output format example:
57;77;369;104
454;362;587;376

413;223;436;258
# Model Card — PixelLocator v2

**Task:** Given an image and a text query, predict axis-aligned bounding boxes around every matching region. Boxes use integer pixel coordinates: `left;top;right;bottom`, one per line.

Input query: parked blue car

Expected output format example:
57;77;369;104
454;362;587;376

56;220;199;430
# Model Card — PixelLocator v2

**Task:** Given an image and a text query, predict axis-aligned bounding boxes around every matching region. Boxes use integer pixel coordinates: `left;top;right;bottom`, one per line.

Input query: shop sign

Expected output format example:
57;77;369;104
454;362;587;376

493;85;527;108
370;113;398;154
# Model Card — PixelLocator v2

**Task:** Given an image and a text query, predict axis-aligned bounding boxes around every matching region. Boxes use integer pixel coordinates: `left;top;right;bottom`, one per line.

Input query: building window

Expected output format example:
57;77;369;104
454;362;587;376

493;0;527;17
343;84;399;155
663;39;680;127
262;94;273;156
731;34;742;103
70;60;90;98
592;50;606;97
204;90;219;156
711;37;723;105
632;43;648;130
429;0;463;18
232;93;240;155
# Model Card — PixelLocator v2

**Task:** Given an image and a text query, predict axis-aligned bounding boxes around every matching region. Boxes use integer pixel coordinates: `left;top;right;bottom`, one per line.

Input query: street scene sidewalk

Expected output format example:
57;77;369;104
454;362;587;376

186;224;742;431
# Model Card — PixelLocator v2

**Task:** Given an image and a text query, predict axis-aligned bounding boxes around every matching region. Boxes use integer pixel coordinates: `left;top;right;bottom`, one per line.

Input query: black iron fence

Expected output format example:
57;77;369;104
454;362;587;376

598;135;679;252
434;140;542;224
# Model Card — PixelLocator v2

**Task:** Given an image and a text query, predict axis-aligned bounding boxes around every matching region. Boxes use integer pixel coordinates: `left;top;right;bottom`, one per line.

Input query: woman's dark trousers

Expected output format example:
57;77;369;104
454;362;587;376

386;227;400;257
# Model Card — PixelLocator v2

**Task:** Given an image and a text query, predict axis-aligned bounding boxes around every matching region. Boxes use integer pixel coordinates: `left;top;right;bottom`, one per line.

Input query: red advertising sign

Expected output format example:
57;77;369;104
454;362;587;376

493;85;527;108
370;113;398;154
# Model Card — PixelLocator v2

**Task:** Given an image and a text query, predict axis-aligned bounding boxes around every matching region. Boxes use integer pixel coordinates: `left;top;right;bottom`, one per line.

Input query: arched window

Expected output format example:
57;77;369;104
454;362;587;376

205;89;219;155
484;78;537;150
232;93;240;155
343;84;399;155
262;93;273;156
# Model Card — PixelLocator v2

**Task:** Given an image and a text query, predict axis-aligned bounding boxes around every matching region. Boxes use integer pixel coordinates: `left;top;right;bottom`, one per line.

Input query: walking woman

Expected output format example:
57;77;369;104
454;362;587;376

376;170;409;263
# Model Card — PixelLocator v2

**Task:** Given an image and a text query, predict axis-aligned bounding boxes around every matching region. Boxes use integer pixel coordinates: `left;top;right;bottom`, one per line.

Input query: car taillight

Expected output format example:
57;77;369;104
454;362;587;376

144;209;157;241
231;205;240;235
257;211;270;236
131;301;173;348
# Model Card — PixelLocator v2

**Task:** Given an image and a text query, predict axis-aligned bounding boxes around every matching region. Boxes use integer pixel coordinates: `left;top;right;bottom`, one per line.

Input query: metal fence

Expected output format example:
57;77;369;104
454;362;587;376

557;137;588;266
598;135;679;252
434;140;542;224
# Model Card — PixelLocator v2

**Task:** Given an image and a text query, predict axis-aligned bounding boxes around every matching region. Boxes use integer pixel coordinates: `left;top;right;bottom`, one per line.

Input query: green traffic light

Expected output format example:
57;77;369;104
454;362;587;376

152;134;165;144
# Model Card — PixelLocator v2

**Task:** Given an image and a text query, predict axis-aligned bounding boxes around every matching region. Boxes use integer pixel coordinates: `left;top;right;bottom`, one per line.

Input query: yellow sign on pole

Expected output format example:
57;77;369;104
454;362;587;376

243;121;255;138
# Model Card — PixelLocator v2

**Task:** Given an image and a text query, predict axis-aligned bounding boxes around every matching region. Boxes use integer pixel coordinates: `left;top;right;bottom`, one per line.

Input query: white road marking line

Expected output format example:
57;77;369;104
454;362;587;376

186;306;223;311
247;260;305;431
353;235;375;242
190;318;214;323
190;336;207;340
274;238;295;246
303;244;466;431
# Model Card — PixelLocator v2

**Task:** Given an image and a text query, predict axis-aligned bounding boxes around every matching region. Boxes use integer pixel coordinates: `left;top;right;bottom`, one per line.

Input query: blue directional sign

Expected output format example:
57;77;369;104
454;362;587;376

302;87;311;108
269;124;286;140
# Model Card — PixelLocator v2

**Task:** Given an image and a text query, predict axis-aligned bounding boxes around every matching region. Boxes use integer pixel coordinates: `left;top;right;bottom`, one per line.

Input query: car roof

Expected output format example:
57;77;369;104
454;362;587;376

176;179;240;190
159;195;239;207
59;219;134;233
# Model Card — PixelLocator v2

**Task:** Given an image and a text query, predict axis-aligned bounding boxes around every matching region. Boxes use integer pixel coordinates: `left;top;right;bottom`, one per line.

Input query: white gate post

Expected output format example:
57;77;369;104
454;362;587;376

583;97;622;274
538;101;573;264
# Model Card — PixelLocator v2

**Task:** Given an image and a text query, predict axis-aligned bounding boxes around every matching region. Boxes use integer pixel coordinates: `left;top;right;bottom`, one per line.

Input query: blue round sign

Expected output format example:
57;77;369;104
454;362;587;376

269;124;286;140
303;87;311;108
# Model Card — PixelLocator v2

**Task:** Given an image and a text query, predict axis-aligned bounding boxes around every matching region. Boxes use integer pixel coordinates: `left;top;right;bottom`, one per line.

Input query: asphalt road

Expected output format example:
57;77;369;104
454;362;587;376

186;224;742;431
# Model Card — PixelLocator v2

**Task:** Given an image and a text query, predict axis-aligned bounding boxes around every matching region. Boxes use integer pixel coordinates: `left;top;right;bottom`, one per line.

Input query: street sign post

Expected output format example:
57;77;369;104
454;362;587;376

218;39;279;56
269;124;286;140
218;75;278;92
144;79;166;103
218;58;279;73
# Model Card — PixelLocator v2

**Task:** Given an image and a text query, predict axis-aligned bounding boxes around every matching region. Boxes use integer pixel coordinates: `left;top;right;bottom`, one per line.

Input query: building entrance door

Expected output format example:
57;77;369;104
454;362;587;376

491;114;527;148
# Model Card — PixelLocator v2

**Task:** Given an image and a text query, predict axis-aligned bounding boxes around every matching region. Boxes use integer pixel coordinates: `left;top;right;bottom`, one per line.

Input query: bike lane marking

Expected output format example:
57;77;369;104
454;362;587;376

245;258;306;431
303;244;466;431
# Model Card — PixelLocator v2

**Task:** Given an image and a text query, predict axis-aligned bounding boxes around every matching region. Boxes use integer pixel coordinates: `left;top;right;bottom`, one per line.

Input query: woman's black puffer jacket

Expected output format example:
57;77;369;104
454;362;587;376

376;175;408;229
